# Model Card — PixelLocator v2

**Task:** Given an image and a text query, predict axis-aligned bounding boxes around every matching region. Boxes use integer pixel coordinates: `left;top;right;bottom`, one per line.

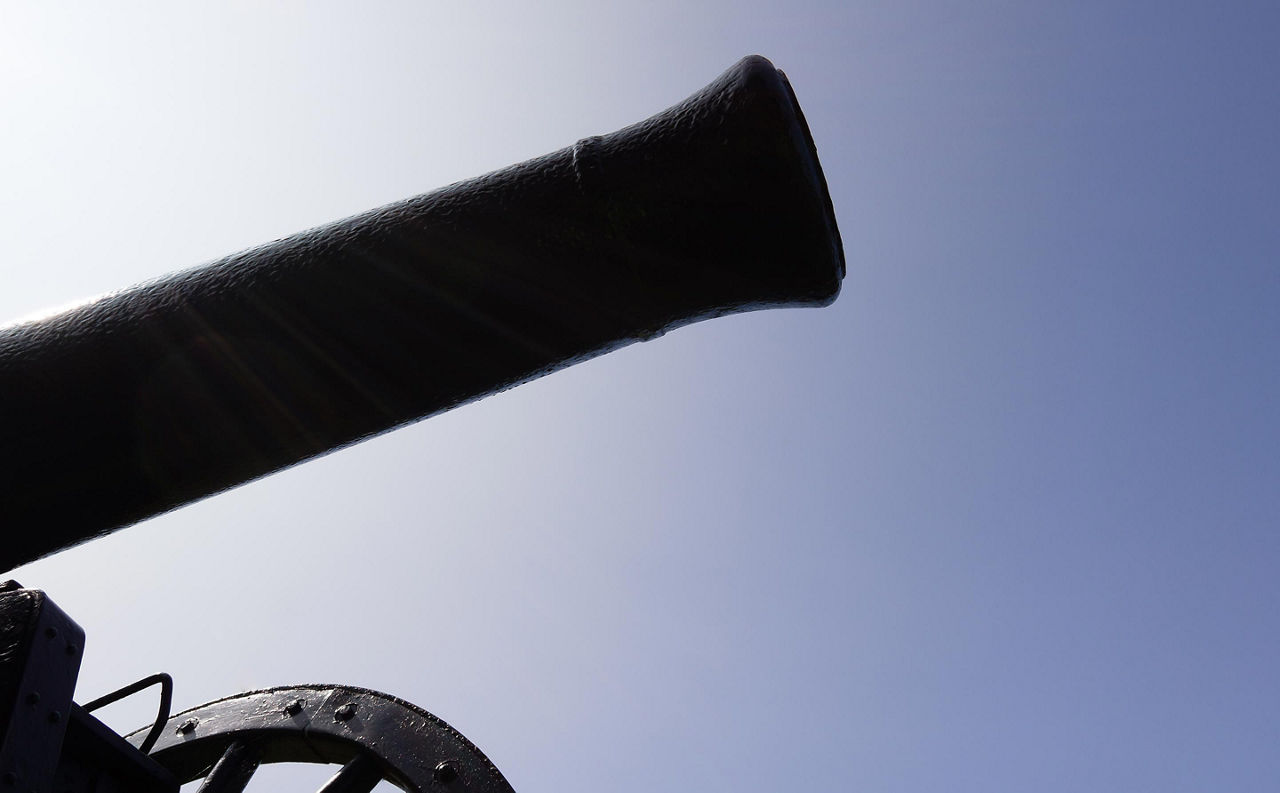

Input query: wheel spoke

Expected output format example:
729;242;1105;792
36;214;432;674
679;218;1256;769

196;741;261;793
316;754;382;793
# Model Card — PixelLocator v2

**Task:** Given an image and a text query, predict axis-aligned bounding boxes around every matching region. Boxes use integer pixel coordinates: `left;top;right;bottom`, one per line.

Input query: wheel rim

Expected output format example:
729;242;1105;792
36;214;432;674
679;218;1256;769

124;684;515;793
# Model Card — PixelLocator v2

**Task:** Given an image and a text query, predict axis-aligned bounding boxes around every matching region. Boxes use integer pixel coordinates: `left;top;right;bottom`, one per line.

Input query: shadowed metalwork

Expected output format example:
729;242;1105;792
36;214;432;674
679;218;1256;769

0;56;841;792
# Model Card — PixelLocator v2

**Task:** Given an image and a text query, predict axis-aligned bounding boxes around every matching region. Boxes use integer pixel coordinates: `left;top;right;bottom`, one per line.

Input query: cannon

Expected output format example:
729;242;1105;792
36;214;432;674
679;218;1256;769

0;55;842;792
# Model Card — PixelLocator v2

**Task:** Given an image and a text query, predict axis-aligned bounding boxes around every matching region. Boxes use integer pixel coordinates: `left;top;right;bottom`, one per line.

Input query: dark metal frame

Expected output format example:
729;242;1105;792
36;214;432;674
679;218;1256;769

0;54;843;793
1;585;512;793
126;685;516;793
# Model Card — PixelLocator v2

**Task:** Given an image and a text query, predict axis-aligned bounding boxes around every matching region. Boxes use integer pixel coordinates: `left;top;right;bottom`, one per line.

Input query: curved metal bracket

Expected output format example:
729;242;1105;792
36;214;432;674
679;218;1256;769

124;684;514;793
82;672;173;755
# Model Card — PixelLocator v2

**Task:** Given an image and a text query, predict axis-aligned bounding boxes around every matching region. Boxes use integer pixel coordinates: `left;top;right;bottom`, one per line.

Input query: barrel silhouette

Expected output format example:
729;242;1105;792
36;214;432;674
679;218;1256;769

0;55;844;569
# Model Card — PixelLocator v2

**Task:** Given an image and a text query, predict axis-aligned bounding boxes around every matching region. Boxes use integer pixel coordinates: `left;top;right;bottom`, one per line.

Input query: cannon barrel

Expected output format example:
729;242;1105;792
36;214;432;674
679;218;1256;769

0;55;843;570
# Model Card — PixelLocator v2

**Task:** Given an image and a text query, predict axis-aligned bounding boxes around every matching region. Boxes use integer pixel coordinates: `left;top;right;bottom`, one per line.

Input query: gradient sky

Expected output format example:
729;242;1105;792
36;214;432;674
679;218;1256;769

3;2;1278;791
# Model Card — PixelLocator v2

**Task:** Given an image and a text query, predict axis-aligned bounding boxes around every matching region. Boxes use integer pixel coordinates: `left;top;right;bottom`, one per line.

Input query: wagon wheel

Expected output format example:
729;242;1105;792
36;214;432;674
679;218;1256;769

123;684;515;793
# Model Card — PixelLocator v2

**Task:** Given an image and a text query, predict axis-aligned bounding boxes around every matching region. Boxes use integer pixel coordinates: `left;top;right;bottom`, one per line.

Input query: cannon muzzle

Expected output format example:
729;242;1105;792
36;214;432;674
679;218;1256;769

0;55;843;569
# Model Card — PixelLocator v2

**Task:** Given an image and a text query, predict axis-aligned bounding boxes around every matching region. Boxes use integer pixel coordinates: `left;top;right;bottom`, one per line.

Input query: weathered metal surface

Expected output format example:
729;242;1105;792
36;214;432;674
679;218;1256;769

0;55;843;570
0;585;176;793
56;705;178;793
0;586;84;793
126;684;516;793
0;54;843;793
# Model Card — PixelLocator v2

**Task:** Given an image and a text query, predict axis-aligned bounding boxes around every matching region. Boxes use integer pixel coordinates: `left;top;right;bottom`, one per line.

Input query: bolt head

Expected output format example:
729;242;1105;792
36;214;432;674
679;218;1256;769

433;761;458;784
177;718;198;735
284;698;304;716
334;703;357;722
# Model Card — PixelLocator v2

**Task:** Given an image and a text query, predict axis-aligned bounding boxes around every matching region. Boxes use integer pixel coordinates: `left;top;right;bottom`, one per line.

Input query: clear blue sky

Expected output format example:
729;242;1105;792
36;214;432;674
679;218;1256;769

3;2;1277;791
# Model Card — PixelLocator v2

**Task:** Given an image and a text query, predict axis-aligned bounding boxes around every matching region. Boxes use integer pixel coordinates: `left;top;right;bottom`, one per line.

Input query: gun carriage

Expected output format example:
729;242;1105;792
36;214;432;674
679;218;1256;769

0;56;843;793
